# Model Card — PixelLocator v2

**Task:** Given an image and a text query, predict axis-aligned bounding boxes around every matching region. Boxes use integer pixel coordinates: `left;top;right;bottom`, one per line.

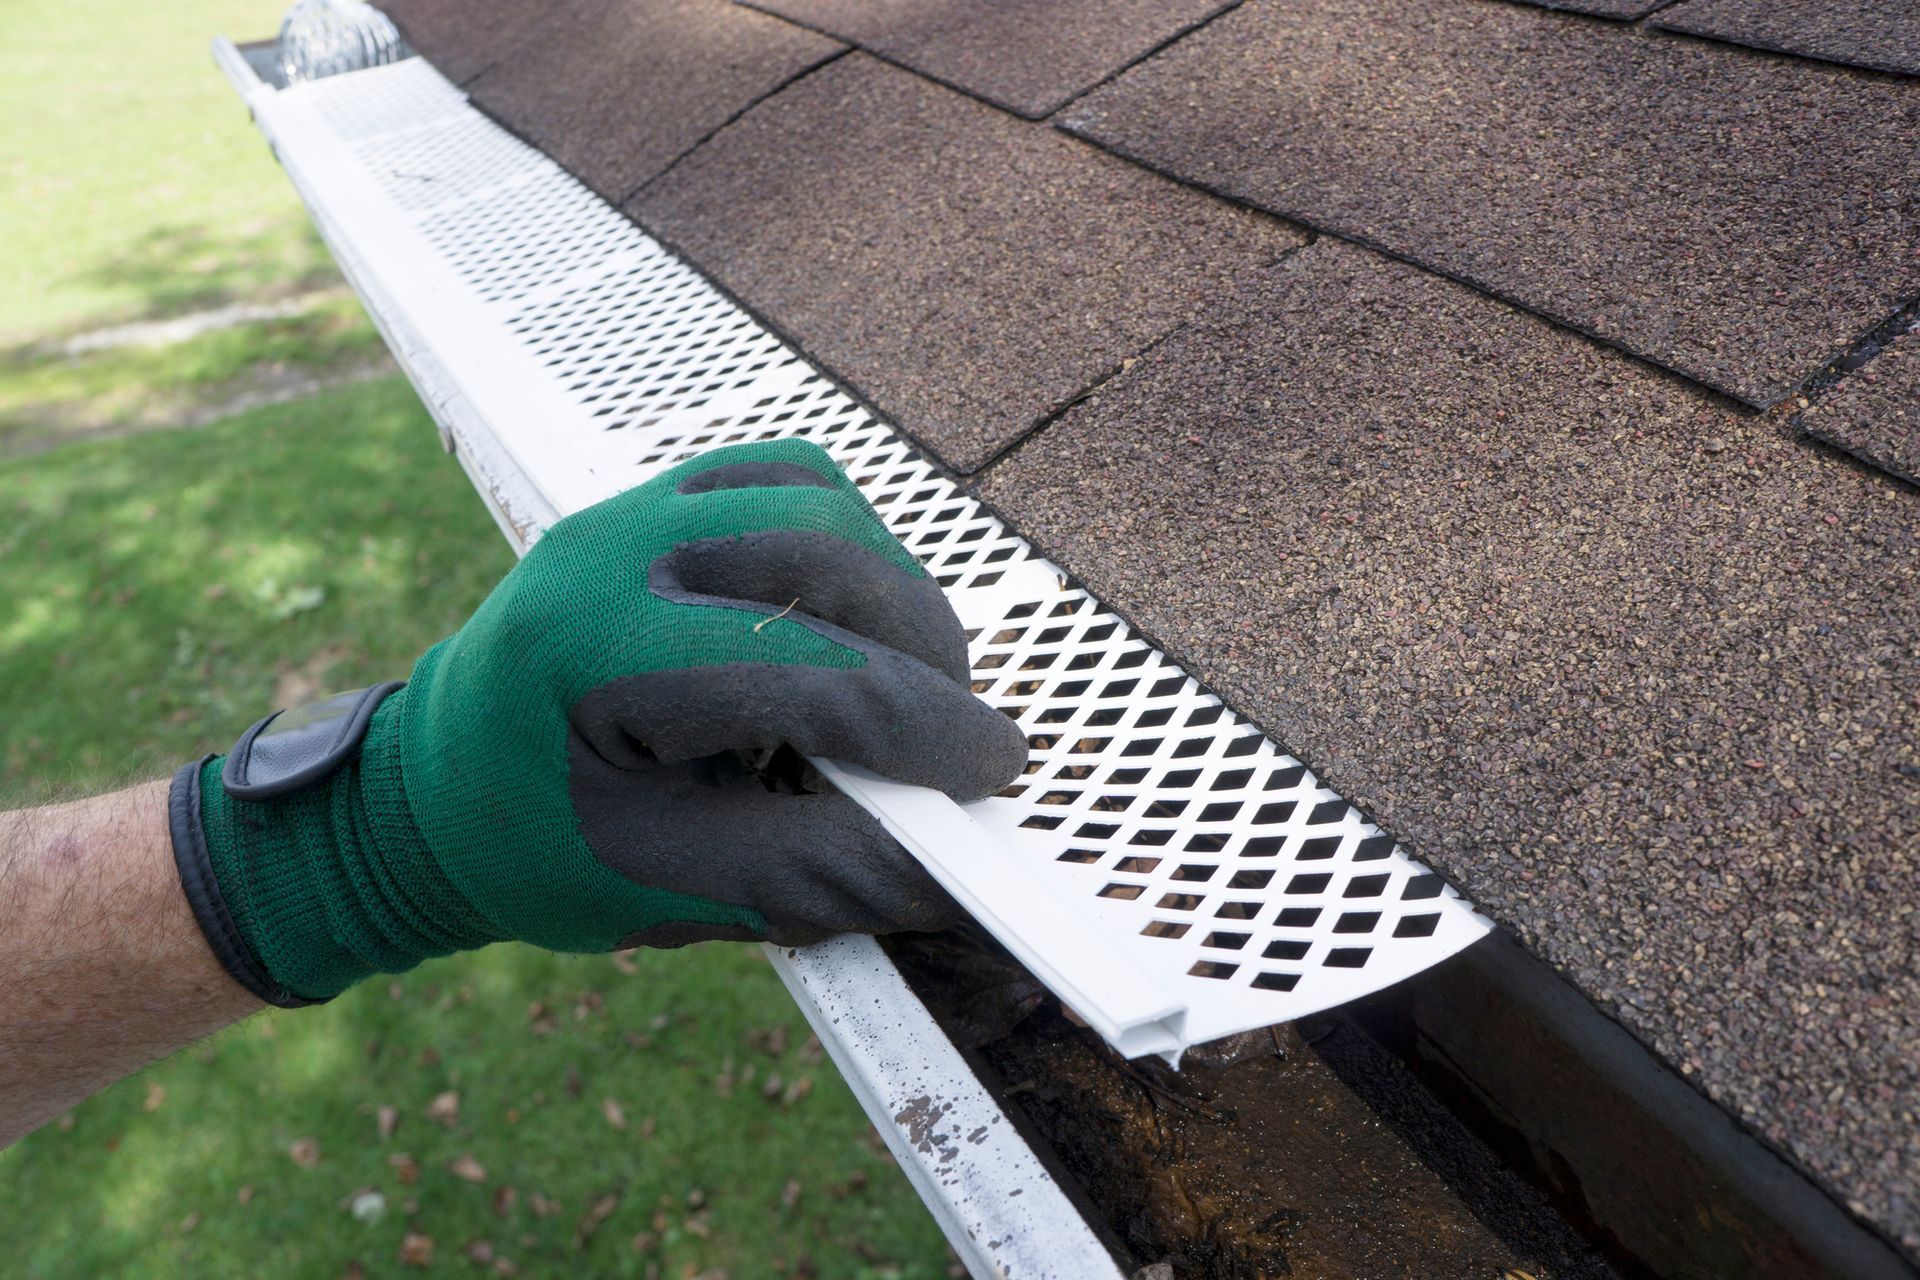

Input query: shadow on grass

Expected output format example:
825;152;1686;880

0;375;504;803
0;295;393;460
26;220;344;352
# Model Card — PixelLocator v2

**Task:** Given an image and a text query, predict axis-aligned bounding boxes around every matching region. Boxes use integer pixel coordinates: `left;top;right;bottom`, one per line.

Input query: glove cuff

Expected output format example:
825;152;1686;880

183;694;501;1003
169;757;324;1008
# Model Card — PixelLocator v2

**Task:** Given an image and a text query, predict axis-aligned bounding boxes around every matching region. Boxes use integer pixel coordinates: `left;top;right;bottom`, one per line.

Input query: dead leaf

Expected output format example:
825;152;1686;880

760;1074;785;1101
143;1082;166;1112
341;1263;367;1280
798;1034;824;1065
638;1116;656;1141
377;1105;399;1141
631;1231;659;1253
780;1180;801;1212
564;1066;583;1098
178;1212;200;1233
387;1153;421;1184
398;1232;434;1267
746;1025;789;1057
573;1190;620;1248
492;1186;517;1219
781;1077;813;1108
55;1113;75;1132
289;1139;320;1168
492;1260;518;1277
450;1154;488;1183
529;1192;555;1219
426;1091;460;1127
236;1185;255;1206
465;1240;495;1264
611;949;639;975
601;1097;627;1131
684;1214;712;1238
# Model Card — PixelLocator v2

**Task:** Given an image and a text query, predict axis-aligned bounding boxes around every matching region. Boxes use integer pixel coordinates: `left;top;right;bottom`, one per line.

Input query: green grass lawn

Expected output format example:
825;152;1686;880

0;0;338;344
0;382;954;1278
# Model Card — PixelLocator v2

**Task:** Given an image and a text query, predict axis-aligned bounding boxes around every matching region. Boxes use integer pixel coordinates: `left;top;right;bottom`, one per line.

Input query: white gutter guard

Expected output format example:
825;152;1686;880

215;49;1489;1066
216;45;1494;1274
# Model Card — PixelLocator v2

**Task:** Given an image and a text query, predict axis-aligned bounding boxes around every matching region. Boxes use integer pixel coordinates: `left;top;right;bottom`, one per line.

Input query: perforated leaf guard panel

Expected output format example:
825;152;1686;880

268;59;1491;1058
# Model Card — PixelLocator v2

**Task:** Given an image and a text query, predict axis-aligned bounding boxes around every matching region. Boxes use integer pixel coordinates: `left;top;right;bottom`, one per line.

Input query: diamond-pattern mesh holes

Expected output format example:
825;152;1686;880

290;60;1488;1045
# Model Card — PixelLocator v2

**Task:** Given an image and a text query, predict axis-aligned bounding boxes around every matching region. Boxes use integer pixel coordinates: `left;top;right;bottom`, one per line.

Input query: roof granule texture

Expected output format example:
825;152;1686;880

631;53;1304;474
465;0;843;202
1657;0;1920;79
736;0;1233;119
1799;328;1920;487
979;239;1920;1256
1507;0;1667;19
1059;0;1920;410
375;0;549;84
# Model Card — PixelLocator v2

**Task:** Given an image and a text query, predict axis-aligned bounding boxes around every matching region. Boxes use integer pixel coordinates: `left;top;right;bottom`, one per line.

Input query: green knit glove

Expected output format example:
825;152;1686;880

168;440;1027;1006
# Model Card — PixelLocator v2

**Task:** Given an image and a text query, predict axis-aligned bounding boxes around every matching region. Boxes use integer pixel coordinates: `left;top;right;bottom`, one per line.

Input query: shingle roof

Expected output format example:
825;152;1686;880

1513;0;1666;19
378;0;546;83
1800;328;1920;487
632;54;1303;471
1656;0;1920;78
465;0;842;202
1058;0;1920;409
382;0;1920;1257
738;0;1232;118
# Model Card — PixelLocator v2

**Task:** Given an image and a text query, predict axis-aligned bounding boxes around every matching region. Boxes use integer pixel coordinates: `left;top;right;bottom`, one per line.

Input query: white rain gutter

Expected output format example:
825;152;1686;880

214;42;1492;1276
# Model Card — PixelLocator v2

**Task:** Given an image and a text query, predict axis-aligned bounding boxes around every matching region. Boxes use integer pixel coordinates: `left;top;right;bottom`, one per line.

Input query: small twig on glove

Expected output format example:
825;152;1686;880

753;598;801;633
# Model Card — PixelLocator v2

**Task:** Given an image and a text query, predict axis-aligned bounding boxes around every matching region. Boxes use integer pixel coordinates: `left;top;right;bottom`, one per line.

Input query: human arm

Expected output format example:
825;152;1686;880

0;440;1023;1143
0;780;261;1147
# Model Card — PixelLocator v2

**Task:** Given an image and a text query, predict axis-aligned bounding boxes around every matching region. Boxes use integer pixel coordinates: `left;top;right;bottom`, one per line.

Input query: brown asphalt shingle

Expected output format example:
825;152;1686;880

979;240;1920;1254
1060;0;1920;409
1657;0;1920;79
465;0;843;202
630;54;1305;473
1509;0;1665;19
737;0;1233;118
376;0;548;84
1800;328;1920;487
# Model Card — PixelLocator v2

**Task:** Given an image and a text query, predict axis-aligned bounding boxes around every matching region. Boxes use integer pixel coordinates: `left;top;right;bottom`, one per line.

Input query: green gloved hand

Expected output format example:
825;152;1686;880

169;439;1028;1007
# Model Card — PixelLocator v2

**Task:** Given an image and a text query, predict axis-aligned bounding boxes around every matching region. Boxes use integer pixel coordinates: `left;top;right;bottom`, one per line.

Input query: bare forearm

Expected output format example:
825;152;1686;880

0;780;259;1147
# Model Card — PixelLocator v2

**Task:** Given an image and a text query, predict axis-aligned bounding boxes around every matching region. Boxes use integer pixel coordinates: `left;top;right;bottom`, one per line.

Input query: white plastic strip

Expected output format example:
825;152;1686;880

817;761;1186;1058
245;55;1492;1063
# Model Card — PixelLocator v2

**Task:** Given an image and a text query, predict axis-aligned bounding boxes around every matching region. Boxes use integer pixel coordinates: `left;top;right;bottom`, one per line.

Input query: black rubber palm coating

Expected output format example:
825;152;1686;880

565;446;1026;943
